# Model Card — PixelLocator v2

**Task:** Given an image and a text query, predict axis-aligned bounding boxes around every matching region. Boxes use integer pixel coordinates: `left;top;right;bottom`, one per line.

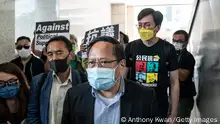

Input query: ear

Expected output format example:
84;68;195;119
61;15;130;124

119;59;126;68
183;43;188;48
155;25;161;33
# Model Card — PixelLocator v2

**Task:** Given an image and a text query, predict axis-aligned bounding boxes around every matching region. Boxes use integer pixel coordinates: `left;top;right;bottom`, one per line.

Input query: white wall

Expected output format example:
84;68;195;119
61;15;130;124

59;0;112;43
0;0;15;63
15;0;58;41
15;0;35;40
15;0;112;51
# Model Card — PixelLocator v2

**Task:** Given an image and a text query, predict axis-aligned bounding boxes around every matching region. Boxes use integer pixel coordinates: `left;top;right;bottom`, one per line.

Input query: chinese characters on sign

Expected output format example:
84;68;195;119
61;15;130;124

84;24;119;47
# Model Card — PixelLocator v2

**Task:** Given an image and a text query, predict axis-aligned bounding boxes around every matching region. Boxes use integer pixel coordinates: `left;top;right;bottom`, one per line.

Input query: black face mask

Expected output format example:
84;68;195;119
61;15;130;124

49;55;69;73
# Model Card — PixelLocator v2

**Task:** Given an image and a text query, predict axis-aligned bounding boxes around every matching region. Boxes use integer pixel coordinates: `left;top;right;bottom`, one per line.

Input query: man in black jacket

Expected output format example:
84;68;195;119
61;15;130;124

11;36;45;83
62;36;159;124
172;30;196;124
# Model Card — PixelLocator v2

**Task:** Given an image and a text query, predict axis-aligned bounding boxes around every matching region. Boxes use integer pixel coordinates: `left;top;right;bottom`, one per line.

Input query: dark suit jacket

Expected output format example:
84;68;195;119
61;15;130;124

27;70;82;124
62;79;160;124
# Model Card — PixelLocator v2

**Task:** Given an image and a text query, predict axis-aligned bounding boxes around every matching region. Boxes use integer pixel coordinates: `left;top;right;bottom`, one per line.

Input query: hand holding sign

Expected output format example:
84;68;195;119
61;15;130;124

80;43;86;52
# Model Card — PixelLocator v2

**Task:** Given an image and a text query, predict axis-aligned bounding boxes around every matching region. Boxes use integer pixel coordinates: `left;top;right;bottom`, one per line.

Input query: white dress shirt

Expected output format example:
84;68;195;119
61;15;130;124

49;70;72;124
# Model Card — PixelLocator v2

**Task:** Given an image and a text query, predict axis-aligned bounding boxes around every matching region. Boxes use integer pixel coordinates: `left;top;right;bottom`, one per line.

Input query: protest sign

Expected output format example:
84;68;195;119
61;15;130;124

35;20;70;51
83;24;119;47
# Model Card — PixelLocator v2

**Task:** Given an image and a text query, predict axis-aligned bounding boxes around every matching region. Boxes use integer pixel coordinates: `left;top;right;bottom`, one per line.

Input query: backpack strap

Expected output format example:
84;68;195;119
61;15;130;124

162;40;171;70
128;41;137;79
37;73;48;121
162;40;172;90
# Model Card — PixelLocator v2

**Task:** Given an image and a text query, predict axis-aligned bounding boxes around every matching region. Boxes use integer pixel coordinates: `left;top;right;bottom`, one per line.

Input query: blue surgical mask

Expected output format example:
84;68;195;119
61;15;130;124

0;83;20;99
86;66;118;90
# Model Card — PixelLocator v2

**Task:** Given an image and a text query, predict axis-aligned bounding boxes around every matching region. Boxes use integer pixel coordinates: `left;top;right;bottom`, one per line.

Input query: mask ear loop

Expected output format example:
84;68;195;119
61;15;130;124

113;60;123;83
182;42;188;49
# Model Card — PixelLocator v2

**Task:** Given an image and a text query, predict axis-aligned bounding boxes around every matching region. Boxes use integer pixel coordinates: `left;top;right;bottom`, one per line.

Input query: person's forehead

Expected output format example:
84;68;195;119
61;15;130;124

173;34;185;40
138;15;154;24
91;41;113;49
47;41;67;51
0;72;17;81
17;39;30;45
89;42;115;58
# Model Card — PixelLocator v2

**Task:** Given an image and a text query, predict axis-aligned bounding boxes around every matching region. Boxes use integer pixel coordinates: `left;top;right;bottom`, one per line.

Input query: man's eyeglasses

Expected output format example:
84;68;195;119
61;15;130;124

88;60;118;68
16;45;30;50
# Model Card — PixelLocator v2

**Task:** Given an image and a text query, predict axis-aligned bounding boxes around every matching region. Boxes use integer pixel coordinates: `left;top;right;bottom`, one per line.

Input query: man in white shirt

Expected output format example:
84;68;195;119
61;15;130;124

27;36;83;124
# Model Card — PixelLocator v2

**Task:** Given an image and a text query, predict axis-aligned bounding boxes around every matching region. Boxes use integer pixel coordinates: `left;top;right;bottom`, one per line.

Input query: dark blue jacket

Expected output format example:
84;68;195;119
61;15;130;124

27;69;82;124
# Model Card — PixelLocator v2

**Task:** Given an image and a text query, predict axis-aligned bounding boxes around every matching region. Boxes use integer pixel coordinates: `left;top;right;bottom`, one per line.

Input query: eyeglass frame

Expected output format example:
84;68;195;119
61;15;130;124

16;44;30;50
87;59;118;68
0;79;19;87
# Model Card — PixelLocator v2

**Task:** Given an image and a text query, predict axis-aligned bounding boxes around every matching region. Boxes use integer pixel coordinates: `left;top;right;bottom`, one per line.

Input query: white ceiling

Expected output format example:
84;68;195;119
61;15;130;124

59;0;196;10
125;0;195;5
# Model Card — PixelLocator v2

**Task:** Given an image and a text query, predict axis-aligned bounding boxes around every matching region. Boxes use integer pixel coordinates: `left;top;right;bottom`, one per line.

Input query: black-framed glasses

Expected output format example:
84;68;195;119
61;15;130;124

16;45;30;50
88;60;118;68
0;79;19;87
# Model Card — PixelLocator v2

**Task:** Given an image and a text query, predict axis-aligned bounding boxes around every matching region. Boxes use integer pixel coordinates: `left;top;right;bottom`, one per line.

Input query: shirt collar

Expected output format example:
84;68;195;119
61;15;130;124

91;77;125;98
53;68;72;84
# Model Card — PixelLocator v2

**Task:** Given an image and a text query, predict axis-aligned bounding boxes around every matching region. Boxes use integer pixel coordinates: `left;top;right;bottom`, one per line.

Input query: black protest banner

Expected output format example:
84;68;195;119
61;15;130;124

83;24;119;46
35;20;70;33
35;20;70;51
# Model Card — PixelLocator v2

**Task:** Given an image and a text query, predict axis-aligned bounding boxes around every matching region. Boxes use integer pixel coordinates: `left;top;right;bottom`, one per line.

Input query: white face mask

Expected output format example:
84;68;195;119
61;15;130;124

173;42;184;50
17;48;31;59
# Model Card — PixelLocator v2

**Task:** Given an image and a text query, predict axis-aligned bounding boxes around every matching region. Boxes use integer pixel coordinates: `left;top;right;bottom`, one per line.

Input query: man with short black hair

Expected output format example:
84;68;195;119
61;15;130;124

172;30;196;124
124;8;179;123
62;36;159;124
11;36;45;83
119;31;129;44
27;36;84;124
119;31;129;50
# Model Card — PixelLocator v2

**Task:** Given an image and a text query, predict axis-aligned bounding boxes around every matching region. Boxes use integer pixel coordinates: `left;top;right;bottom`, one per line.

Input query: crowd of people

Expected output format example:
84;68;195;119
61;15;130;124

0;8;199;124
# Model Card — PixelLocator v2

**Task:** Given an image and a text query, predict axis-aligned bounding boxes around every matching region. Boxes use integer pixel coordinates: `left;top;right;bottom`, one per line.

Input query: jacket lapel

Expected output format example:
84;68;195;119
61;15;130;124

71;68;83;85
120;80;133;124
84;87;95;124
41;71;53;124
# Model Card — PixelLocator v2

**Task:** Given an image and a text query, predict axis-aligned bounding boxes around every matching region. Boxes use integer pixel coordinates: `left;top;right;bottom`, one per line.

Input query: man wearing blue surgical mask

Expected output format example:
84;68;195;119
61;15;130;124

62;36;159;124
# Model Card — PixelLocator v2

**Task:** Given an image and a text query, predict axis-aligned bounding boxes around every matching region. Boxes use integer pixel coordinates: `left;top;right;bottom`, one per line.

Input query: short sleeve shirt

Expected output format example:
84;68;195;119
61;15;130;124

125;39;178;106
